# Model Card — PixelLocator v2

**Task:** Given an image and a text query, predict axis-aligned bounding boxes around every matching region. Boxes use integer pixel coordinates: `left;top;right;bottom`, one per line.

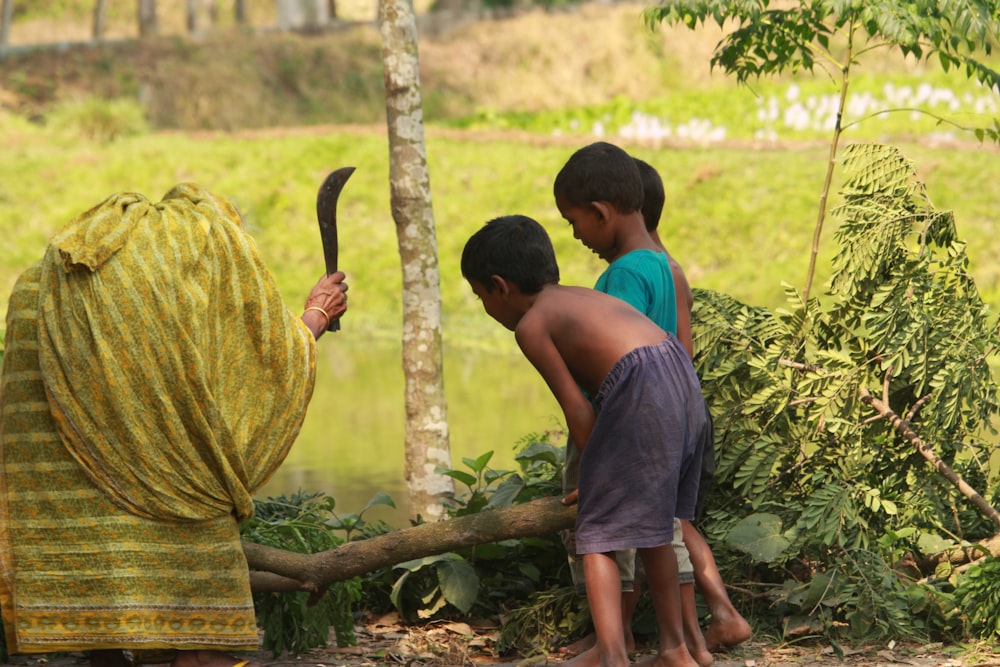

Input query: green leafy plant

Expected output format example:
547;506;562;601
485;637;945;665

240;490;395;656
386;432;570;624
389;553;480;619
954;555;1000;640
644;0;1000;305
691;142;1000;644
495;585;590;656
636;0;1000;646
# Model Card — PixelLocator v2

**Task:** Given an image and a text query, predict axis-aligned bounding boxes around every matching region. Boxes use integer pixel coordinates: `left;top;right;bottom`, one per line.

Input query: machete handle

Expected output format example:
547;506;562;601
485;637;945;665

316;166;355;332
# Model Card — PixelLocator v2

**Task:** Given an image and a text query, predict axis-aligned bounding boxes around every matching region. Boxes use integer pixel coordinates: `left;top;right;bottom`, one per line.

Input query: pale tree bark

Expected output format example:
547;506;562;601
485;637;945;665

276;0;329;29
138;0;158;37
187;0;199;33
377;0;454;523
186;0;217;35
1;0;13;55
93;0;107;41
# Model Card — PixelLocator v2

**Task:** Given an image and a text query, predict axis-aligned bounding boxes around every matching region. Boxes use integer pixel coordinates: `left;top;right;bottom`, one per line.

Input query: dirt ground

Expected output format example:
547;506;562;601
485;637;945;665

3;613;998;667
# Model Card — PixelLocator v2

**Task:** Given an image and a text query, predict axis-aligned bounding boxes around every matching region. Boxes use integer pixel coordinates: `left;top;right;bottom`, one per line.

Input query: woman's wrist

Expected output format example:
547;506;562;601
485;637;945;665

302;307;329;339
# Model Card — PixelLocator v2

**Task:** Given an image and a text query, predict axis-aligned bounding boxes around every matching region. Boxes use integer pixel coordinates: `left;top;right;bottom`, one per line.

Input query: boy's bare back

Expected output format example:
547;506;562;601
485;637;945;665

515;283;668;397
461;213;673;454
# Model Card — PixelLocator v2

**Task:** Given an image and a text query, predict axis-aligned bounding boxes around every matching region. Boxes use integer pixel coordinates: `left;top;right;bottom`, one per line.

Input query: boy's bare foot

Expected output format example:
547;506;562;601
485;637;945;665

562;645;600;667
170;650;259;667
689;645;714;667
558;633;596;657
636;644;701;667
558;629;635;658
703;612;752;652
684;632;713;667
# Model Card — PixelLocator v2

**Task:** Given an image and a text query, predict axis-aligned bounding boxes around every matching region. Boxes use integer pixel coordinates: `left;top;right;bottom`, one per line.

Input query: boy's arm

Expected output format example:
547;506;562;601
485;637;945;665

670;258;694;359
514;317;596;451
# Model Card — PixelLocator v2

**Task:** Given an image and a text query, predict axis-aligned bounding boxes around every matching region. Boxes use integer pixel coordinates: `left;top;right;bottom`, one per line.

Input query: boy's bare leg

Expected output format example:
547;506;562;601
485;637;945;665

566;553;628;667
681;520;751;651
620;587;639;651
680;581;712;667
636;545;699;667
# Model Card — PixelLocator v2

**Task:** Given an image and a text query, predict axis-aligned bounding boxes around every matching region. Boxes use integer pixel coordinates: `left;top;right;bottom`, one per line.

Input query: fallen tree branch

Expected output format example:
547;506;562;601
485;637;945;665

916;533;1000;576
859;383;1000;530
244;496;577;596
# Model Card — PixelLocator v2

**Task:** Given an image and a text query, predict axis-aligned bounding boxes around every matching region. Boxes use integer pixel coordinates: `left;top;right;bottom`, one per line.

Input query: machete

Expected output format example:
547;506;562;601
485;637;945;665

315;166;355;332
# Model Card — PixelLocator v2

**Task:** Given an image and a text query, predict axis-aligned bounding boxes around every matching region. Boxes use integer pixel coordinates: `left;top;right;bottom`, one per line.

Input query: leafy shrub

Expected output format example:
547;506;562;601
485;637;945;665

691;144;1000;645
241;489;395;656
495;585;589;656
954;556;1000;641
385;431;573;630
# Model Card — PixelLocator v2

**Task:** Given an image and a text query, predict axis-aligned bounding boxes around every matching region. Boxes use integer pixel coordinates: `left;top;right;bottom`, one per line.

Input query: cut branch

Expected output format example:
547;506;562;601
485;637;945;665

916;533;1000;576
244;496;576;595
859;385;1000;529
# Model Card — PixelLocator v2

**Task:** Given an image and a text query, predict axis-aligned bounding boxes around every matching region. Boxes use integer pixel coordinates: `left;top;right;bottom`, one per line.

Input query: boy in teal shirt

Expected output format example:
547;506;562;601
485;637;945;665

553;141;710;667
634;155;752;653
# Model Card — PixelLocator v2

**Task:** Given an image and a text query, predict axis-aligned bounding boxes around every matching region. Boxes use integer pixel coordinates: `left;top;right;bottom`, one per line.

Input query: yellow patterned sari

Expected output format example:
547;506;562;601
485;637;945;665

0;184;316;653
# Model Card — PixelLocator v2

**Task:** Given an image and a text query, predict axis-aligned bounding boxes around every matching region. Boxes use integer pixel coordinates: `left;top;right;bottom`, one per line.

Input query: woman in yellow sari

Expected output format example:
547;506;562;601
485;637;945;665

0;184;348;667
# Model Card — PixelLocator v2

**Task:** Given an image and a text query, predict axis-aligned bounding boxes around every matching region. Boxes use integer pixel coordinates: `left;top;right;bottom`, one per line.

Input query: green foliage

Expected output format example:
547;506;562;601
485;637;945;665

954;556;1000;640
386;432;572;626
691;142;1000;644
4;121;1000;337
494;585;590;656
644;0;1000;141
240;490;396;656
638;4;999;644
390;553;480;618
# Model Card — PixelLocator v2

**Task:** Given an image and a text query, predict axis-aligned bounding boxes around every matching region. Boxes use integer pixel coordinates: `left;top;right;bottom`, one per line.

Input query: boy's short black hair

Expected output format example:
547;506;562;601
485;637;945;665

635;157;665;232
553;141;643;214
461;215;560;295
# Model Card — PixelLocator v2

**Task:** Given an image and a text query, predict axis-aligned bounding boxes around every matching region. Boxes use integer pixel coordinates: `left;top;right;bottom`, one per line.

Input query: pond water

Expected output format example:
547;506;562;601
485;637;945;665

256;337;563;529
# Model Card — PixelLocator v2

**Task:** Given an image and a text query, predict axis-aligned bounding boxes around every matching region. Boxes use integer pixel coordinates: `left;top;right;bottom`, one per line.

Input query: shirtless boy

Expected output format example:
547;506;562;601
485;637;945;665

462;215;708;667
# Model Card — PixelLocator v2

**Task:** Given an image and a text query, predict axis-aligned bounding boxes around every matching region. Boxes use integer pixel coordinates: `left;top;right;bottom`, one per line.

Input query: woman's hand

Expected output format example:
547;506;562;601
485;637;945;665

302;271;349;339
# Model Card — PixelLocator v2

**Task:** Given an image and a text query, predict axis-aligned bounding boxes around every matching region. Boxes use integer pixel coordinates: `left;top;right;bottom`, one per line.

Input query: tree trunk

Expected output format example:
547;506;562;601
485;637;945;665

92;0;107;42
377;0;454;523
276;0;329;30
138;0;158;37
234;0;248;24
186;0;218;34
245;497;576;596
187;0;199;33
0;0;13;55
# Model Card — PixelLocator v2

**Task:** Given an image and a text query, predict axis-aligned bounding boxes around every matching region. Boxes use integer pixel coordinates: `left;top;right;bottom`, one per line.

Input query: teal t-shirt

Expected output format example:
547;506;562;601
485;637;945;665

594;249;678;335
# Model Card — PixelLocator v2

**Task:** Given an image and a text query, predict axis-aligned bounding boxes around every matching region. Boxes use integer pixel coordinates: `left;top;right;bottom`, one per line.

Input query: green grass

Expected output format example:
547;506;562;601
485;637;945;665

3;111;999;356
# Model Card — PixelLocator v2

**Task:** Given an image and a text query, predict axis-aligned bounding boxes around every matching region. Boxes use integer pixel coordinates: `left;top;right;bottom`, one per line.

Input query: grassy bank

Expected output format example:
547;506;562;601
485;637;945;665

3;117;999;353
3;2;998;349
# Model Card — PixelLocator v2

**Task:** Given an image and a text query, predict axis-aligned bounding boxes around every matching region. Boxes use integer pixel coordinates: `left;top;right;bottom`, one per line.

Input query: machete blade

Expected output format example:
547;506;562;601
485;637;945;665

316;166;355;332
